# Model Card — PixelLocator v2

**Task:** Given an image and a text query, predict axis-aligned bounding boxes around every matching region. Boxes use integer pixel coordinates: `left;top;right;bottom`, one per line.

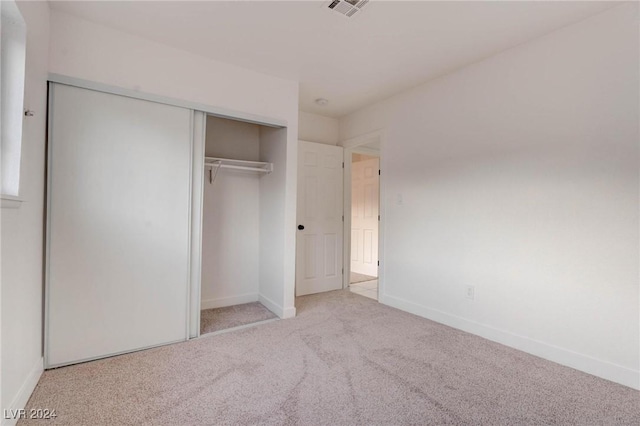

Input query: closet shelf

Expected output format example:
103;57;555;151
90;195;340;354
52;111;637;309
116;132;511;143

204;157;273;174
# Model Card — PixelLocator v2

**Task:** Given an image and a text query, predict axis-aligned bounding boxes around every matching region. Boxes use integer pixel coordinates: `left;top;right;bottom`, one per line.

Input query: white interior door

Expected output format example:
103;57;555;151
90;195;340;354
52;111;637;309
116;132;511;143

296;141;343;296
351;157;379;277
46;83;192;367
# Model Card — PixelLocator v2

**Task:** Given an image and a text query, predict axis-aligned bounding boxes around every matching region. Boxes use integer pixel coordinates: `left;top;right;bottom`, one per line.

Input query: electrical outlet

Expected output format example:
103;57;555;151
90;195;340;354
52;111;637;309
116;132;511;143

465;285;475;300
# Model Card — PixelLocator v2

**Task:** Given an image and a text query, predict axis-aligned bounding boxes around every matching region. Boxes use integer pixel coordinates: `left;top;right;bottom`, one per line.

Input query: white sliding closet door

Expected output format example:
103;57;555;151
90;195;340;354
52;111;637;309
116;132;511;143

46;84;192;367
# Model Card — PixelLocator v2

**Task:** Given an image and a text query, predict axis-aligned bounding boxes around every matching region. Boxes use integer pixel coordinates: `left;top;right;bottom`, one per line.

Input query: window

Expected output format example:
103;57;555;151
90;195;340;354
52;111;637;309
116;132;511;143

1;0;26;205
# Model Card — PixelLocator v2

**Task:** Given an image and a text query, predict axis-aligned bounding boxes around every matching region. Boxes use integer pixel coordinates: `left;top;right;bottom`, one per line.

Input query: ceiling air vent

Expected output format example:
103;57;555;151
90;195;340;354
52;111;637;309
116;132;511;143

327;0;369;18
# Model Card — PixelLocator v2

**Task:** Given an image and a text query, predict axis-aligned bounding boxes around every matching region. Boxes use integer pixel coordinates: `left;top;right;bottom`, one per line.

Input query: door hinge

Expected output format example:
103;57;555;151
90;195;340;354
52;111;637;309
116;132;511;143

342;162;345;168
342;215;344;221
378;169;381;175
377;261;380;266
342;268;344;275
378;215;380;221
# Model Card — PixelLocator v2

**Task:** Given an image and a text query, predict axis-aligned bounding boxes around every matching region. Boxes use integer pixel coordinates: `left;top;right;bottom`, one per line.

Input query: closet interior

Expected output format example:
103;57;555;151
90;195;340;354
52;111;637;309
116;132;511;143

199;115;281;335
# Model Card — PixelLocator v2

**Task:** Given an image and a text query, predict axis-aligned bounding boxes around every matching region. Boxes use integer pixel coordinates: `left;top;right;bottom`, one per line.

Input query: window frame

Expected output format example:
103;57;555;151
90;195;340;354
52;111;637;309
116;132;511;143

1;0;27;208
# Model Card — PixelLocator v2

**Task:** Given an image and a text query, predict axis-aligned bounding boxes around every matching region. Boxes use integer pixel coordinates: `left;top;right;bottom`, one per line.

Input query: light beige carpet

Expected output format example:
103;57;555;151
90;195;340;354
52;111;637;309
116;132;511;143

200;302;277;335
21;290;640;425
350;271;377;284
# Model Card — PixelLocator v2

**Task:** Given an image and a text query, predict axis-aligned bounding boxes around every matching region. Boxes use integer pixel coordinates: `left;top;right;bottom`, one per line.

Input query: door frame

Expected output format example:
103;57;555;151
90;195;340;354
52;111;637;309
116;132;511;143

341;130;385;299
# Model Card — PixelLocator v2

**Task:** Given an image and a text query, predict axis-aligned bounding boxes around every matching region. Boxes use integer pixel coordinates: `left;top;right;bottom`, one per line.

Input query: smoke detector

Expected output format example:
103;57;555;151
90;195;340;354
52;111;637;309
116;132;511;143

327;0;369;18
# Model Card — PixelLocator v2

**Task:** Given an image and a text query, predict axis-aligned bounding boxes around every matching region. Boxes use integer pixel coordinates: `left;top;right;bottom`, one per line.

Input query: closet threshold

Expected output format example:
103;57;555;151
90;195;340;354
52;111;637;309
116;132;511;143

204;157;273;174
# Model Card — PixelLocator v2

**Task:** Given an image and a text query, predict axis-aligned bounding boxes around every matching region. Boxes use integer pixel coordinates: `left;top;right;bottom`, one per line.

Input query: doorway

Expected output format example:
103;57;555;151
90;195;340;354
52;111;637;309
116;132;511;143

343;132;382;302
197;115;284;336
349;152;379;300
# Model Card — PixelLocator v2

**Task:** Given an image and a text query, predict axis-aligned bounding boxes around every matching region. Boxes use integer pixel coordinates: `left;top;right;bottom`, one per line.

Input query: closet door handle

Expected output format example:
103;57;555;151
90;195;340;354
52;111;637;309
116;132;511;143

298;225;305;230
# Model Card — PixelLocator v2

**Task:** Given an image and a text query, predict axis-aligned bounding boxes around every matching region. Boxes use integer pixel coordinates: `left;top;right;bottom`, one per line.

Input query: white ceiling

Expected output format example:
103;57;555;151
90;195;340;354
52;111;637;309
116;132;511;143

49;1;618;118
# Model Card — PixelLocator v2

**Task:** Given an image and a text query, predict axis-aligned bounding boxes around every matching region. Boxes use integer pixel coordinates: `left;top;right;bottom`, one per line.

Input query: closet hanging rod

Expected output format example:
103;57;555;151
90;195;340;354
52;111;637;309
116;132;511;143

204;163;273;173
203;157;273;183
205;157;270;166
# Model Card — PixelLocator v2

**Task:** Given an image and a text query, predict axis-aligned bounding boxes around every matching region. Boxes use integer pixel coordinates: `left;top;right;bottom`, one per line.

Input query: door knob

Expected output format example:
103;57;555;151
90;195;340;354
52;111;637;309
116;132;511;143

298;225;305;230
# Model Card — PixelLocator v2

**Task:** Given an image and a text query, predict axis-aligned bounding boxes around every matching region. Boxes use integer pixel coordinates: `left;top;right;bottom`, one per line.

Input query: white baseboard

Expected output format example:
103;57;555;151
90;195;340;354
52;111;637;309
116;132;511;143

201;293;259;310
258;294;295;319
381;294;640;390
2;357;43;426
201;293;296;319
282;306;297;319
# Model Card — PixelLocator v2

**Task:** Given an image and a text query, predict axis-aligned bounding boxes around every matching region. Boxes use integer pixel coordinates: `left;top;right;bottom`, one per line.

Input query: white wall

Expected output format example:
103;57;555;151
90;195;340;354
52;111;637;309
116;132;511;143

340;3;639;389
201;117;261;309
298;111;339;145
48;10;299;319
1;0;49;421
259;127;294;318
